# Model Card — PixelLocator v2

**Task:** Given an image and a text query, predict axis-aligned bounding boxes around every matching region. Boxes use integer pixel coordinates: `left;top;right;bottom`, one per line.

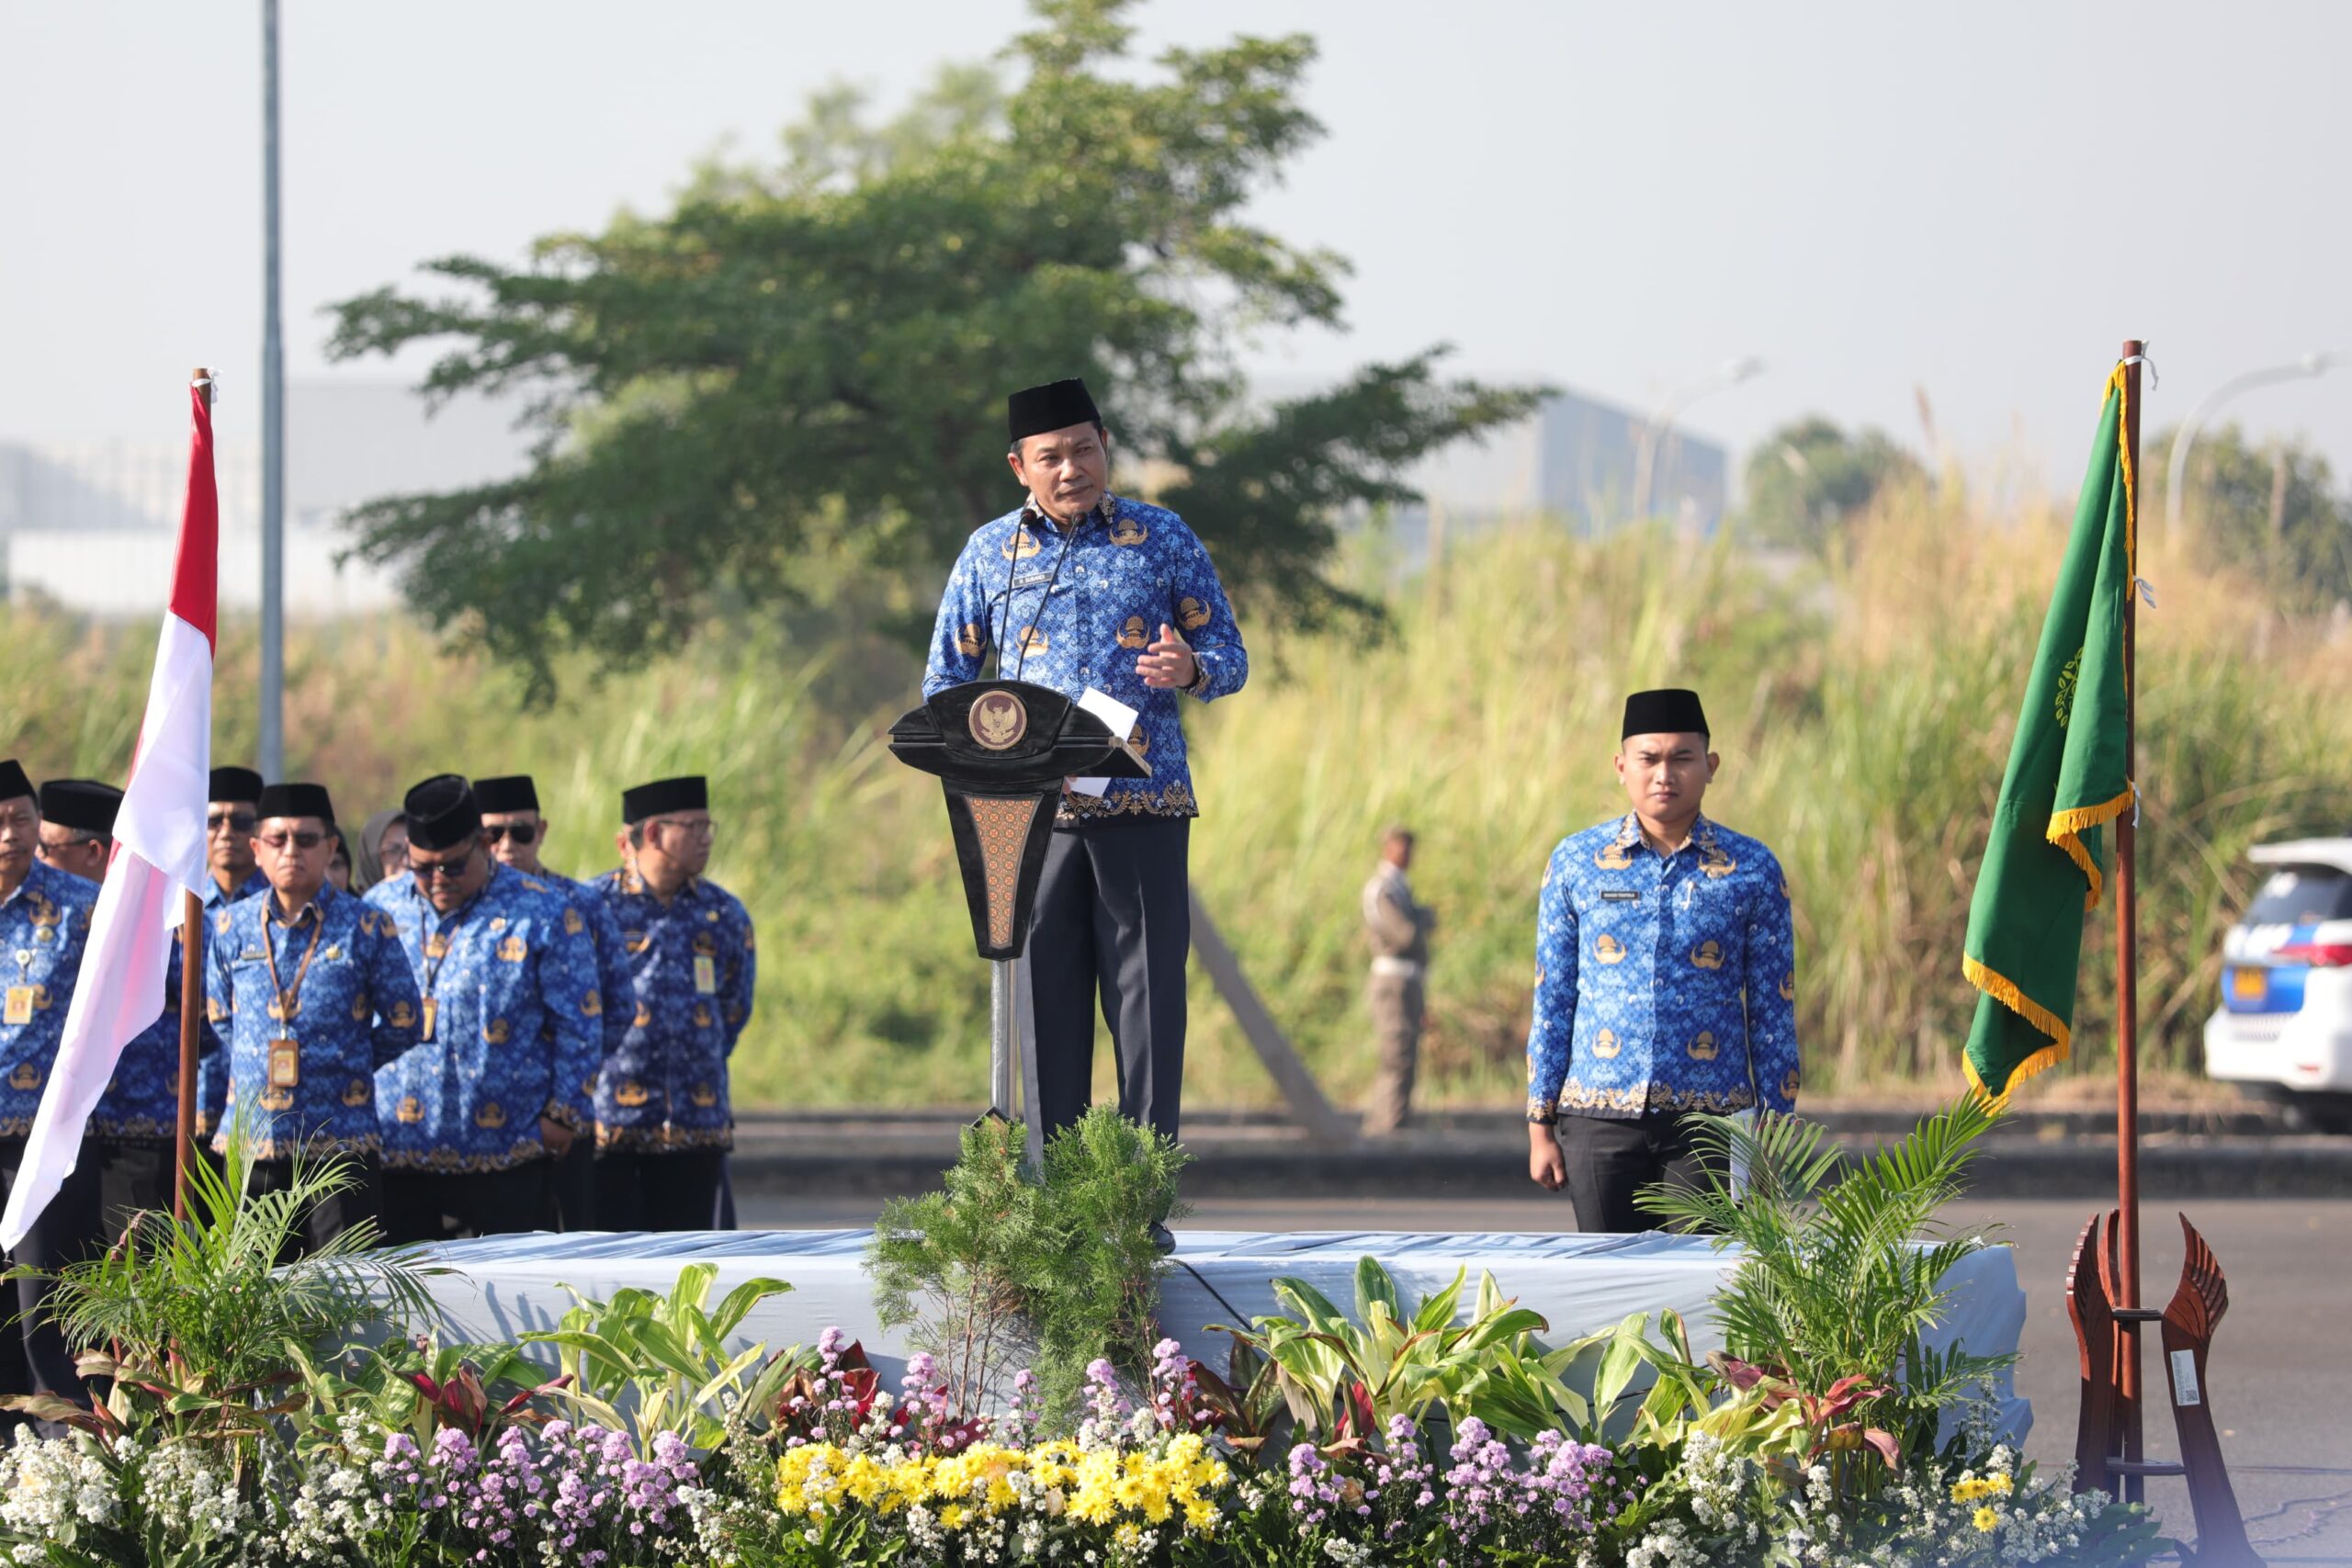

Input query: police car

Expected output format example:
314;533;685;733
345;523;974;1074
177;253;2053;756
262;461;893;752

2204;839;2352;1131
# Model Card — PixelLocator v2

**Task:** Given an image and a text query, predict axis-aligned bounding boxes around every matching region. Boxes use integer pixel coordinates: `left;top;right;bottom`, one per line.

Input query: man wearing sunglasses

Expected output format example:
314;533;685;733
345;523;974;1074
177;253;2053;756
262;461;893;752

365;775;602;1244
192;766;269;1146
0;759;103;1416
207;784;423;1254
589;776;754;1232
472;773;630;1229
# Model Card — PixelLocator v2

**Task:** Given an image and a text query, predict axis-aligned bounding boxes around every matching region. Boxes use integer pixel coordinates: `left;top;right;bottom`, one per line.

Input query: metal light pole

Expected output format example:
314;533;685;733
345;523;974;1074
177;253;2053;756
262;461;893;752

259;0;287;783
1631;356;1764;522
2163;351;2338;539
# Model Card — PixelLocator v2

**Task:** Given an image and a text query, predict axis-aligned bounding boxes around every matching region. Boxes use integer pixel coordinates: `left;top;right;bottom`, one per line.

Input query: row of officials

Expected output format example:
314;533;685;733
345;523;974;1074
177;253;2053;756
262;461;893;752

0;761;753;1408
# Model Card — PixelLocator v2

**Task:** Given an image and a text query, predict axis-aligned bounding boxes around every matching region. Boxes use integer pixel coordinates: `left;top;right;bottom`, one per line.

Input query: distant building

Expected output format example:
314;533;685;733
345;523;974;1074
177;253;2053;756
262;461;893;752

0;379;532;616
1407;386;1728;535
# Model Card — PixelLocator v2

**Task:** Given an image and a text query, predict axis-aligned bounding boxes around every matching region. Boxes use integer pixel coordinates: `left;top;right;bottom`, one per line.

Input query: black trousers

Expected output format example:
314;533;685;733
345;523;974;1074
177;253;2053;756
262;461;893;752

1014;818;1191;1145
594;1146;727;1233
0;1139;104;1412
1555;1111;1724;1235
95;1142;173;1237
247;1155;381;1261
381;1162;549;1246
548;1137;596;1230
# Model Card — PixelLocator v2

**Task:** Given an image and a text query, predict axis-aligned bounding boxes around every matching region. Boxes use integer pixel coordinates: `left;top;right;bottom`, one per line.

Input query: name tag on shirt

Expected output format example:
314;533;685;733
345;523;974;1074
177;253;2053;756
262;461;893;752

421;998;438;1043
1600;890;1640;903
694;955;718;995
268;1039;300;1089
3;987;32;1027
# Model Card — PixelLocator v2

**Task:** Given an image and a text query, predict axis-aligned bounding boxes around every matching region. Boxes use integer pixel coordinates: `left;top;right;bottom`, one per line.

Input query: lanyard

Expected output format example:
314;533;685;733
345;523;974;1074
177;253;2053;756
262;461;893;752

995;507;1080;683
261;900;327;1022
421;901;477;1001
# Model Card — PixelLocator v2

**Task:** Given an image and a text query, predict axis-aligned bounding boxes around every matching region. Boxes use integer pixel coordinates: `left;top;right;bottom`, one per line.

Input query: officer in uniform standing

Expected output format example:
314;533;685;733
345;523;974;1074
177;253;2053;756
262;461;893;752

194;766;269;1145
590;776;753;1232
35;780;180;1219
367;775;601;1243
472;773;630;1230
1524;690;1800;1233
923;378;1248;1208
1361;826;1435;1137
0;761;101;1411
208;784;422;1253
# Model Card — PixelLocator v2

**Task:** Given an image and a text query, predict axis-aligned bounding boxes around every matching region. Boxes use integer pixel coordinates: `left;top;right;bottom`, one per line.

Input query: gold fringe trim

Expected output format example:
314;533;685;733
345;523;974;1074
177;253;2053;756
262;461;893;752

2103;362;2138;570
1961;953;2071;1111
2048;784;2135;910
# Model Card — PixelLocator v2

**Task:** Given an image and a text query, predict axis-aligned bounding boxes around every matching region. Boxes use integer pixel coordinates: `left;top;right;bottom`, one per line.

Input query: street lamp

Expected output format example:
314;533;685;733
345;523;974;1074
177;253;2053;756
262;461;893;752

1631;356;1764;523
2164;351;2339;537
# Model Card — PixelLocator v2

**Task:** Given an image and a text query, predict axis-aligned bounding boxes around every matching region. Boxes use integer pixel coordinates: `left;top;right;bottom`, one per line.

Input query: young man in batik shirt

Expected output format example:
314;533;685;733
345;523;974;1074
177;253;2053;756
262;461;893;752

1524;690;1800;1233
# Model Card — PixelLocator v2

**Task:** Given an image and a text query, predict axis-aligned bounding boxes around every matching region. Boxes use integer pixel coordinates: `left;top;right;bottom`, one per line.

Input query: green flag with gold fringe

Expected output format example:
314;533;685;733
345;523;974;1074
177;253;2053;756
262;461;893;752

1962;363;2138;1105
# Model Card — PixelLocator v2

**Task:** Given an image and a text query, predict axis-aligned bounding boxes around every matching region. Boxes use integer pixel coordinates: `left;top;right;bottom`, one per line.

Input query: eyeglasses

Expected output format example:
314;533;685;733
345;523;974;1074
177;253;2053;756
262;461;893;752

35;836;99;861
650;818;718;840
409;850;477;882
207;811;258;834
481;823;538;846
256;830;330;852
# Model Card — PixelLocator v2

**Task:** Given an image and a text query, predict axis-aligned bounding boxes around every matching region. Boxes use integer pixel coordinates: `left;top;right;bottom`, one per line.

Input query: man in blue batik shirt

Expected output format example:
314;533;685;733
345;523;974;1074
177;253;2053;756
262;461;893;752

1523;690;1800;1233
208;783;423;1255
193;766;269;1149
367;775;603;1244
35;779;183;1224
474;773;631;1230
0;760;101;1412
923;378;1248;1212
591;775;754;1233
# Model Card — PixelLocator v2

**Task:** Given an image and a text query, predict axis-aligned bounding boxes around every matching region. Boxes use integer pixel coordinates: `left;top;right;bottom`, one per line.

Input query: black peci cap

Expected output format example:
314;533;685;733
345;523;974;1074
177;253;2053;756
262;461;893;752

472;774;540;815
401;773;482;852
1007;378;1102;445
257;782;335;825
621;776;707;825
39;779;122;836
208;766;265;805
0;761;31;805
1622;689;1711;740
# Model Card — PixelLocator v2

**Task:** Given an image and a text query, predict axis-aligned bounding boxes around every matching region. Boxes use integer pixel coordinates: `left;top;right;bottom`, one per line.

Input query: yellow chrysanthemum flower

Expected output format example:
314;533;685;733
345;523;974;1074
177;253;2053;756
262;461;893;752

1974;1506;2000;1532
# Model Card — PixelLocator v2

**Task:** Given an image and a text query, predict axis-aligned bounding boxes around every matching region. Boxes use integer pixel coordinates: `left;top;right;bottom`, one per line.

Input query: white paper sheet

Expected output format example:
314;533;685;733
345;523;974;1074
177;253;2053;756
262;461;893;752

1068;687;1141;797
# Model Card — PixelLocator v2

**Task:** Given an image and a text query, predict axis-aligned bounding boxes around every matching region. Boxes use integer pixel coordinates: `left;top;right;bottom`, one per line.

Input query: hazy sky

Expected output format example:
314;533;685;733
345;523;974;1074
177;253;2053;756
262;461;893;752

7;1;2350;492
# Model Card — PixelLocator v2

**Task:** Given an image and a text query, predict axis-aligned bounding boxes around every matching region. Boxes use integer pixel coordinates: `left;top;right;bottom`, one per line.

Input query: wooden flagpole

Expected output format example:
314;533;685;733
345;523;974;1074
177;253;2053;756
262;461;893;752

173;367;213;1224
2112;338;2145;1498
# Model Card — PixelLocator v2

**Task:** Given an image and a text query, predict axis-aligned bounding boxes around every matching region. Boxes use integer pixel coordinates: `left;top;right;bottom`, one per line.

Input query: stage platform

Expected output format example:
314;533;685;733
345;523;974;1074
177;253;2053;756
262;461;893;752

415;1228;2031;1441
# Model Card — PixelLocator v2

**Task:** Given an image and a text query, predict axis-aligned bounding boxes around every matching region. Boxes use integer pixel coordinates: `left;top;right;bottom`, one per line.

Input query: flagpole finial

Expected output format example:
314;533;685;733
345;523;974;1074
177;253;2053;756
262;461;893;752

190;368;214;411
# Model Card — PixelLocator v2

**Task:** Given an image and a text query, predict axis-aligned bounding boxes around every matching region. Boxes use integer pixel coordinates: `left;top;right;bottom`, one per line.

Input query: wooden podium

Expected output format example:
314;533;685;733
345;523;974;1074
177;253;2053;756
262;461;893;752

888;680;1148;1164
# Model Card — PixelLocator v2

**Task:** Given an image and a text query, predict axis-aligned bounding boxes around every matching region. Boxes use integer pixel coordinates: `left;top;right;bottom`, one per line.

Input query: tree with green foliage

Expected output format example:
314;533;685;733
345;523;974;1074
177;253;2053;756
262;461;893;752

2165;422;2352;612
326;0;1544;684
1741;416;1923;558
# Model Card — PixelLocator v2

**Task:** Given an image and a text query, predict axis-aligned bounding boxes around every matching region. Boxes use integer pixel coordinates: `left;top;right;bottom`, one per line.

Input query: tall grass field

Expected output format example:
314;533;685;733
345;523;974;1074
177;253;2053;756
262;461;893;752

6;488;2346;1111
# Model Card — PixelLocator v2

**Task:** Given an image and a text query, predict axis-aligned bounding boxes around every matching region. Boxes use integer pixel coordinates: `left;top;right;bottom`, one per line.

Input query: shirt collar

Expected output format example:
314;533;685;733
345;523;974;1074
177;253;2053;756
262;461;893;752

267;883;336;928
1019;493;1115;537
1612;812;1717;859
617;865;700;901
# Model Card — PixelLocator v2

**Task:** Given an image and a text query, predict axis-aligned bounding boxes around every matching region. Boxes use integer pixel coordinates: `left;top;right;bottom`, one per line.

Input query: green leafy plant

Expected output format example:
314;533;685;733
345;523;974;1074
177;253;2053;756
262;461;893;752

1634;1100;2018;1497
867;1105;1190;1424
1206;1257;1565;1450
9;1137;435;1449
525;1262;804;1456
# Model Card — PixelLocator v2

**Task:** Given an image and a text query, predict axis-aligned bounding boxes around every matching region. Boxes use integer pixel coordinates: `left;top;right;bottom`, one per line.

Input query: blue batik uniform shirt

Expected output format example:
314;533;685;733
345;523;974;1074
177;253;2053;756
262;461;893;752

533;868;633;1073
205;883;424;1159
923;493;1248;821
588;869;754;1153
0;862;95;1136
367;864;603;1172
1524;814;1800;1122
186;868;268;1139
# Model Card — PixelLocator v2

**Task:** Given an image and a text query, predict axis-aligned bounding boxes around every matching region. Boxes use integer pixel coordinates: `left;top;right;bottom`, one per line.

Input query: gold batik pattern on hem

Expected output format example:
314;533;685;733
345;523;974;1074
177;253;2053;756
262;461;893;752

1057;781;1200;825
379;1139;552;1174
1542;1081;1760;1118
594;1122;735;1155
211;1132;383;1163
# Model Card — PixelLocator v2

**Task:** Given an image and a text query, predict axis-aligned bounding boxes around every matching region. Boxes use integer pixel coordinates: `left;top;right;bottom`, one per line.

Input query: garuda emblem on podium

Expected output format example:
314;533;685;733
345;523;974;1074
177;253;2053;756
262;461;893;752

968;691;1028;751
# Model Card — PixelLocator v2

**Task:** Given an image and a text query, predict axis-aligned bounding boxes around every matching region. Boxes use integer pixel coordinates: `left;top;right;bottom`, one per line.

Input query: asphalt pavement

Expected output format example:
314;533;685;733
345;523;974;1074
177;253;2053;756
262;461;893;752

733;1188;2352;1563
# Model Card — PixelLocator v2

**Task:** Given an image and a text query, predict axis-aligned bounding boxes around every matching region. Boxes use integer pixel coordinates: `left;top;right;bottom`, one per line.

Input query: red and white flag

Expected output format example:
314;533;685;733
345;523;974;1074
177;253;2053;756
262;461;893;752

1;381;218;1248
